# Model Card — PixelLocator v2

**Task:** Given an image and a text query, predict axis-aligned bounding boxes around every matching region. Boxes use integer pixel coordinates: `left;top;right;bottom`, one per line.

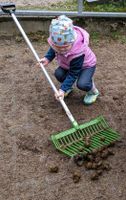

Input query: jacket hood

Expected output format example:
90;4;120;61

64;26;90;57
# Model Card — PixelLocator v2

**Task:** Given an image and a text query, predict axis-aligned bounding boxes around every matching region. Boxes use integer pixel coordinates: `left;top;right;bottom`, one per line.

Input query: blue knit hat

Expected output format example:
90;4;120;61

49;15;76;46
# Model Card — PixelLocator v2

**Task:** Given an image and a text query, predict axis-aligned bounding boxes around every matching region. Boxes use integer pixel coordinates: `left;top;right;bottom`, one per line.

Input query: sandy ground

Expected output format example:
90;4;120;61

1;0;69;8
0;35;126;200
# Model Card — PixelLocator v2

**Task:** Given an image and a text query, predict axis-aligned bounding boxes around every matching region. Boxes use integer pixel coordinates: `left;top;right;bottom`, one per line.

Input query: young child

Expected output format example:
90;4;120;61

40;15;99;105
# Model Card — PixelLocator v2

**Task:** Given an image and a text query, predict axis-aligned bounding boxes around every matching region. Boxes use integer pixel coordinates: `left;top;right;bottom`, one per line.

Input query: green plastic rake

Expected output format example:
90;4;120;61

1;3;120;157
51;116;120;157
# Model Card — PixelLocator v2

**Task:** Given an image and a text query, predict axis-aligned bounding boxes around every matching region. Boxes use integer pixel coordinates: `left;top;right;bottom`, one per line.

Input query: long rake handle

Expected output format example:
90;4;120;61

9;11;78;129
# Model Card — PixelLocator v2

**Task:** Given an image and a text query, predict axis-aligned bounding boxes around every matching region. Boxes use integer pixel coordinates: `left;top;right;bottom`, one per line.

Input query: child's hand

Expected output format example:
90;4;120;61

37;57;49;66
55;89;65;101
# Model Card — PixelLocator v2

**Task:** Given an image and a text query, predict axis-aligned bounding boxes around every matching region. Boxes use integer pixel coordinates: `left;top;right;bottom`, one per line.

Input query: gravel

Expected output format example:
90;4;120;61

1;0;69;8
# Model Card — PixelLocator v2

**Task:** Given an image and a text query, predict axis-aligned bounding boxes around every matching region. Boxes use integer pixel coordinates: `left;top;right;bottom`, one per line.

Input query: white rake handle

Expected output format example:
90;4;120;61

10;12;78;129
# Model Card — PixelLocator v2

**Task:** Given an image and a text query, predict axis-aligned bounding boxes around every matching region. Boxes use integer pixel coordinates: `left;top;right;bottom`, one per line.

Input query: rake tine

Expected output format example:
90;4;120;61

51;116;120;157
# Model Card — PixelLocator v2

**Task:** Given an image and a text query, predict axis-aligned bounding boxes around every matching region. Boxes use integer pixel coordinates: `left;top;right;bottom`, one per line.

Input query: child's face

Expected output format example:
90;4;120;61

52;44;72;54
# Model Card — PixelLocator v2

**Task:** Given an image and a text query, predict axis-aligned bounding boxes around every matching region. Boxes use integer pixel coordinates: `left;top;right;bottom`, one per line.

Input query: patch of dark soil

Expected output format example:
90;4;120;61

17;135;43;153
0;38;126;200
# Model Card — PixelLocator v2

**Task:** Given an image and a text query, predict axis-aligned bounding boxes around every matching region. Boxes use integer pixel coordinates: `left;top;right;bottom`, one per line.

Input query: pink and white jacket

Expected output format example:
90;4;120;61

48;26;97;69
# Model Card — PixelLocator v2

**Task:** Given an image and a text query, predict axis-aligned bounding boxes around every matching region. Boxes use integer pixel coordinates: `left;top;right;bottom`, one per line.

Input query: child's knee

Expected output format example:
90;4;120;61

54;70;60;81
54;69;64;82
77;81;92;91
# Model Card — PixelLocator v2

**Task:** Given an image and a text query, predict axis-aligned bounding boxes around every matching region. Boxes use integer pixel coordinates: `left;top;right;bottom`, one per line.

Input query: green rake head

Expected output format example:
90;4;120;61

51;116;120;157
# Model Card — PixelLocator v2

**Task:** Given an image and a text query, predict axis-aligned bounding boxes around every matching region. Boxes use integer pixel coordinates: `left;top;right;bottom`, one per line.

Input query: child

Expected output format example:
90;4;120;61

40;15;99;105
